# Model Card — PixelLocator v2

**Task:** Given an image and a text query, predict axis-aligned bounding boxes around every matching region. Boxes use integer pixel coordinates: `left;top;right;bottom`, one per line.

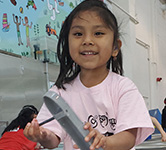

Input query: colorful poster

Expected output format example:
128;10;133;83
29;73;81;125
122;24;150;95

0;0;82;58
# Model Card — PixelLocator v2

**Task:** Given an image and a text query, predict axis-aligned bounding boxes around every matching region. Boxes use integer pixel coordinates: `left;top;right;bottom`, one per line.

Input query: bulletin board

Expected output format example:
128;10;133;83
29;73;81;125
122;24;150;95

0;0;82;57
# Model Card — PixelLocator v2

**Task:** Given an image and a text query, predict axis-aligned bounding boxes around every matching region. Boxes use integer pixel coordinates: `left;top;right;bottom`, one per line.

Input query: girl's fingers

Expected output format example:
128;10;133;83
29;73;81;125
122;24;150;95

84;122;92;130
23;122;31;137
24;118;41;142
40;128;48;139
89;132;103;149
84;122;107;149
85;129;96;142
73;144;79;149
96;135;107;149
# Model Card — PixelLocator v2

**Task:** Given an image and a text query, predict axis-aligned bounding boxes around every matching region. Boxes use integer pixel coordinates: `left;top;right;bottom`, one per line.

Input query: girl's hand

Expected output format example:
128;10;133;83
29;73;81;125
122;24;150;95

23;118;50;143
24;118;60;148
84;122;107;150
161;133;166;142
73;122;106;149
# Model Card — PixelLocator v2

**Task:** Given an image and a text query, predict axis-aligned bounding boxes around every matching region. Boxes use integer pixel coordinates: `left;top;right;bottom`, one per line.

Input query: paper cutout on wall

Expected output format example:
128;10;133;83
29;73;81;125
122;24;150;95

22;16;32;48
2;13;10;32
13;14;23;46
10;0;17;6
26;0;37;10
0;0;82;58
19;7;24;14
46;22;58;38
47;0;59;20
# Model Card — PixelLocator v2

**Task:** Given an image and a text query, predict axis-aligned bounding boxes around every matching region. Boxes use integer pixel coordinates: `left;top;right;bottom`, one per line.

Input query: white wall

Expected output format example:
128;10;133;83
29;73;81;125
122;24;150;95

133;0;166;111
154;1;166;110
109;0;166;111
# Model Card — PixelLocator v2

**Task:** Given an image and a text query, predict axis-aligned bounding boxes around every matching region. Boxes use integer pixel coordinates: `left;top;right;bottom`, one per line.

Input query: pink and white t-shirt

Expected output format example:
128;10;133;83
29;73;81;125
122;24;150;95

37;72;154;150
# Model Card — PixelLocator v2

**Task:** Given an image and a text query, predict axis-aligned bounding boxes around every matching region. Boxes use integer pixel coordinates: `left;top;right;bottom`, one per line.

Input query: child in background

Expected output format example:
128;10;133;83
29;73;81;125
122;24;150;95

0;105;40;150
23;0;154;150
151;116;166;142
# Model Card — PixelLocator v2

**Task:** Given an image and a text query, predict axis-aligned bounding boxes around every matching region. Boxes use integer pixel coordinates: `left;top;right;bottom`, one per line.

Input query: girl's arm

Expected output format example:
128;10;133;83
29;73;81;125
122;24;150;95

83;122;137;150
23;118;60;148
104;128;137;150
151;116;166;142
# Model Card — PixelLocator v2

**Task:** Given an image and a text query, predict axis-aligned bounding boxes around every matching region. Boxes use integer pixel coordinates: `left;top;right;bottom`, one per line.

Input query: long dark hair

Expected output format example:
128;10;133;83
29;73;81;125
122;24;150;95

1;105;38;136
55;0;123;89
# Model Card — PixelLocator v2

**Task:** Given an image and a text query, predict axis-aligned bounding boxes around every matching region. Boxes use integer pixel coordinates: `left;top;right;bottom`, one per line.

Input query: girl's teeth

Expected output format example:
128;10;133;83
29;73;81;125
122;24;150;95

83;52;96;55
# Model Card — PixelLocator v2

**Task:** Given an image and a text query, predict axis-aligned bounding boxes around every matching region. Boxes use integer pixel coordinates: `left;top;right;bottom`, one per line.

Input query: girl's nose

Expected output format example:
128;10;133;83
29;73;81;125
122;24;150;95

82;35;94;46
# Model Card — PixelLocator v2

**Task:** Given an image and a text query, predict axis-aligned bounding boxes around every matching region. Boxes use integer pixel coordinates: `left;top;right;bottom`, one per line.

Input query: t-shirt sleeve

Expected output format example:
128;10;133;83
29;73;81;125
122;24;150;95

114;77;154;146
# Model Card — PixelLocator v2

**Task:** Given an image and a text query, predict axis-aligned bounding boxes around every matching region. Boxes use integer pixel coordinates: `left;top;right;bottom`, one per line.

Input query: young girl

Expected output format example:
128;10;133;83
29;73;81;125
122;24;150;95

24;0;154;149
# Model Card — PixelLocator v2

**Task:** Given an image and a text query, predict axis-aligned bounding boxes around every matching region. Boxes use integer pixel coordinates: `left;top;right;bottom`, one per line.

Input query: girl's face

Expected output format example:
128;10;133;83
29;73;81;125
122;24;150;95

69;10;119;73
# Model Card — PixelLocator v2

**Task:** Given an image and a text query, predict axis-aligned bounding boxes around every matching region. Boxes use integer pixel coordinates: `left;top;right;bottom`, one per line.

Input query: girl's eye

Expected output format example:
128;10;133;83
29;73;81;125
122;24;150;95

73;32;82;36
95;32;104;36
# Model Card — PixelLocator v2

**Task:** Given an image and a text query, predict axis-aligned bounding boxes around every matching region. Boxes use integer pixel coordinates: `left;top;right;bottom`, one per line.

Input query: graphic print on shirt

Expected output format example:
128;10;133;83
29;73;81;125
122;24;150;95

87;112;117;136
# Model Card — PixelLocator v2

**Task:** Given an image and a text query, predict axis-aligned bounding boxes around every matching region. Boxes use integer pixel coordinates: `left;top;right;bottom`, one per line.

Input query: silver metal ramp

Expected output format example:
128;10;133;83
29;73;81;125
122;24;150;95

135;134;166;150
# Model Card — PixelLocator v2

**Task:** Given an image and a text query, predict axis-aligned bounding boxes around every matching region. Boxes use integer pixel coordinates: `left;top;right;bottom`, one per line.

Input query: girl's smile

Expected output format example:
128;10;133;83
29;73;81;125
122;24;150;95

80;50;98;56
